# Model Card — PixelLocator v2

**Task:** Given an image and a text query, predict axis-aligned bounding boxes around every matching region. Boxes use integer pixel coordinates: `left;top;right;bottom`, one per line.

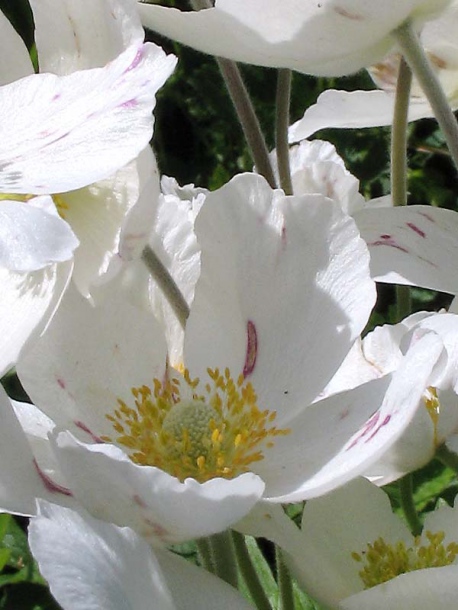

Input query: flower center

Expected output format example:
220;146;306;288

351;530;458;589
101;367;290;483
0;193;69;216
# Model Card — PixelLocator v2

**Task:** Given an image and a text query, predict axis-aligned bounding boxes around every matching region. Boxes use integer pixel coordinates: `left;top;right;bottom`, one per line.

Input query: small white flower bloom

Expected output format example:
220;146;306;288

283;478;458;610
139;0;450;77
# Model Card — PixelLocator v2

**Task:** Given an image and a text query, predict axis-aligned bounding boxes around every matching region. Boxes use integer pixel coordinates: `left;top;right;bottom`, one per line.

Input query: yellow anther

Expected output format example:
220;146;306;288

102;367;290;483
353;529;458;589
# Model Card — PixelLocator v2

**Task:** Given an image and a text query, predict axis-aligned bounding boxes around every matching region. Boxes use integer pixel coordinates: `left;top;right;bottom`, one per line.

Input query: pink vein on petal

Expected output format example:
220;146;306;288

74;420;104;443
243;320;258;378
33;459;73;497
406;222;426;238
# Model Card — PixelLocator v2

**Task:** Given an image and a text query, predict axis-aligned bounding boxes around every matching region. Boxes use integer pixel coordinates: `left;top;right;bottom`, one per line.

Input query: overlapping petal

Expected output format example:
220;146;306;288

29;502;255;610
0;42;176;194
139;0;450;76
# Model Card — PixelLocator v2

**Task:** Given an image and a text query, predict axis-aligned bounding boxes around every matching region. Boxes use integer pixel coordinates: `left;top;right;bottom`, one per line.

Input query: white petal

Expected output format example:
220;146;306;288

289;89;431;143
0;43;176;194
51;431;265;544
342;565;458;610
283;140;365;215
0;261;72;377
30;502;255;610
139;0;447;76
29;502;176;610
0;9;33;84
356;204;458;294
0;198;78;271
185;173;375;420
0;386;71;515
30;0;143;74
62;147;158;296
255;331;444;501
17;282;168;436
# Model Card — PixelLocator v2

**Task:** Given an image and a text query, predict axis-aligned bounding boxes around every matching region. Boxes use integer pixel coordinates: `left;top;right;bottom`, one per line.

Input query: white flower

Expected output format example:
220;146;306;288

323;311;458;485
29;501;255;610
5;173;447;543
0;0;176;375
281;478;458;609
138;0;450;77
289;0;458;141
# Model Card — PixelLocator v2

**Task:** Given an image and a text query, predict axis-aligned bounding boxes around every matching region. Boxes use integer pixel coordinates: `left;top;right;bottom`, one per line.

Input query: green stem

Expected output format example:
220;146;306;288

196;538;216;573
232;531;273;610
435;443;458;472
392;19;458;170
275;69;293;195
141;244;190;329
208;531;238;588
399;474;422;536
276;547;295;610
190;0;276;188
391;55;413;322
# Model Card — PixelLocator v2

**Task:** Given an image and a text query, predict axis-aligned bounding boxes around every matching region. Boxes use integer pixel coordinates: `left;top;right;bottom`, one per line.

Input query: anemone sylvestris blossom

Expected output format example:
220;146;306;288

139;0;450;77
0;0;176;375
29;502;254;610
5;174;447;544
322;311;458;485
282;478;458;609
289;0;458;141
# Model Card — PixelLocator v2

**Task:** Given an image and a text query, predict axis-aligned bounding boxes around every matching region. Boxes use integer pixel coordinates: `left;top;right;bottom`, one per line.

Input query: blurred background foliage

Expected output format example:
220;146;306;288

0;0;457;608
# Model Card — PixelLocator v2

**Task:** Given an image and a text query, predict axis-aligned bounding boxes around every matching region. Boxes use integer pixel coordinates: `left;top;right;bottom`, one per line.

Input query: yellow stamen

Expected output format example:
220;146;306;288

352;530;458;589
102;367;290;483
424;386;440;446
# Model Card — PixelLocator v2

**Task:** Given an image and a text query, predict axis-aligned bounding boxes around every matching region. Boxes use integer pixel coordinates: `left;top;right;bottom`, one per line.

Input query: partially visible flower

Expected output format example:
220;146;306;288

322;311;458;485
139;0;450;77
29;501;255;610
0;0;176;374
289;0;458;140
4;173;448;544
282;478;458;609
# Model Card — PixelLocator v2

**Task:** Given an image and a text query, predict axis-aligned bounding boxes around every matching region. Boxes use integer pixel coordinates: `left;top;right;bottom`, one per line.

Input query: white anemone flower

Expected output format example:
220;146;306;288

138;0;450;77
4;173;448;543
0;0;177;375
289;0;458;141
323;311;458;485
278;478;458;610
29;501;255;610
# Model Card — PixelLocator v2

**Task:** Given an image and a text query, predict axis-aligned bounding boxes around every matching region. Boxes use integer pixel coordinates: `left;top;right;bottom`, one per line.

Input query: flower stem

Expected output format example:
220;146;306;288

391;55;413;322
399;473;422;536
232;531;273;610
141;244;190;329
208;531;239;588
435;443;458;472
196;537;216;573
276;547;295;610
275;69;293;195
392;19;458;170
190;0;277;189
